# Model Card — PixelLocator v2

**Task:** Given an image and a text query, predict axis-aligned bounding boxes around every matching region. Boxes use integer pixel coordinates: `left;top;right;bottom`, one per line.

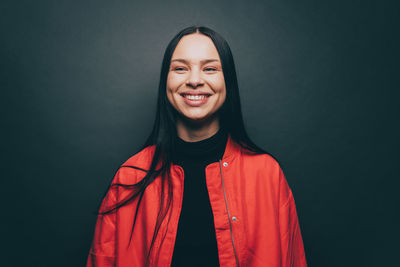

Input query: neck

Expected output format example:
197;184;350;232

176;116;220;142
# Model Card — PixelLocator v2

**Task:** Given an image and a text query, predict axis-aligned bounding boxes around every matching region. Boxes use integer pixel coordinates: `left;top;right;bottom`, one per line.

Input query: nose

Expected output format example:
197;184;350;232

186;69;204;88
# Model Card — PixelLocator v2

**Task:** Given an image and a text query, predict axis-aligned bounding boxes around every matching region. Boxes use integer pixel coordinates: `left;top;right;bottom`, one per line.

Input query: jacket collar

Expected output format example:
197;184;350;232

221;134;242;162
141;133;242;170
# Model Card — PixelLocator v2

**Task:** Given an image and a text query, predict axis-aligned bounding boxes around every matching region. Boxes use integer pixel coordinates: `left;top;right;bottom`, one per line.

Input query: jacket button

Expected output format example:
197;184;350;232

223;162;228;167
232;216;237;221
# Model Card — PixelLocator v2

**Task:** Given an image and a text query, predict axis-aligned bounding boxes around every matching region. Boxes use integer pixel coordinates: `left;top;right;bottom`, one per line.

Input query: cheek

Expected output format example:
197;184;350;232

209;74;226;92
167;73;185;91
166;75;173;91
166;87;176;107
219;89;227;106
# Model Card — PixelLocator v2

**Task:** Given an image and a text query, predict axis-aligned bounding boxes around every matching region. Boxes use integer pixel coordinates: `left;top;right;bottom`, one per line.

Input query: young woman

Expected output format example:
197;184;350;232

87;26;307;267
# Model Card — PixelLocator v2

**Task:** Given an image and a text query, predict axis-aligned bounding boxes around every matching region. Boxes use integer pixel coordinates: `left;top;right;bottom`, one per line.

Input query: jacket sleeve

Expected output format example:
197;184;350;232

278;167;307;267
86;171;120;267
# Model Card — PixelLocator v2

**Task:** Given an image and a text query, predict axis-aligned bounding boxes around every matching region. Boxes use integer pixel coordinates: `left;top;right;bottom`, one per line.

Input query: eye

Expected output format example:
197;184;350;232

204;67;217;72
173;67;186;71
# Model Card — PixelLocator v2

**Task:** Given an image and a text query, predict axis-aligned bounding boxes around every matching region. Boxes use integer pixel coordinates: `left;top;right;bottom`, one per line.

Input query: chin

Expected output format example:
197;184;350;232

180;111;218;124
182;115;208;122
181;111;209;122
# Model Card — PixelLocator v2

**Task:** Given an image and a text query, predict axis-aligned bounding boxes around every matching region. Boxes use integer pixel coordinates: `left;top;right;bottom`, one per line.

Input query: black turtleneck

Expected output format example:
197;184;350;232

170;128;228;267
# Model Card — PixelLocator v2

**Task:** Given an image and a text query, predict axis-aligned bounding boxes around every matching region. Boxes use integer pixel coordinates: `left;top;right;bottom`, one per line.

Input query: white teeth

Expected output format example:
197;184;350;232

184;95;206;100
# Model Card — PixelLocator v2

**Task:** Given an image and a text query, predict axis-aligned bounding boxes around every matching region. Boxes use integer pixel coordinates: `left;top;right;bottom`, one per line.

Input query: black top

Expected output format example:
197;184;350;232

170;128;228;267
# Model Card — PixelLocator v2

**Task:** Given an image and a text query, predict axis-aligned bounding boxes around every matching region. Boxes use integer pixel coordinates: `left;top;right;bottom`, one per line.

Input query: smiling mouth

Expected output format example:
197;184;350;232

180;93;211;107
180;93;212;100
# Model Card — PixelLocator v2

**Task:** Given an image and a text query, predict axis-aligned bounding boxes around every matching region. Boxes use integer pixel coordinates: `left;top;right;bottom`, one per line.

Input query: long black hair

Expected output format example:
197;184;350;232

99;25;275;266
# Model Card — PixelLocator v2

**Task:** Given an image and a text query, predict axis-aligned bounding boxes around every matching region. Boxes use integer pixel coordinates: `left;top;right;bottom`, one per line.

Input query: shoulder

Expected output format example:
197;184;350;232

240;150;288;189
240;150;282;175
122;145;156;169
113;145;156;185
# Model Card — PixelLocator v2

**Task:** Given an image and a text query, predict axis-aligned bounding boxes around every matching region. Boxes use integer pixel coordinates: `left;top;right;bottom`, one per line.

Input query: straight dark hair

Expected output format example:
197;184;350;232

98;25;276;266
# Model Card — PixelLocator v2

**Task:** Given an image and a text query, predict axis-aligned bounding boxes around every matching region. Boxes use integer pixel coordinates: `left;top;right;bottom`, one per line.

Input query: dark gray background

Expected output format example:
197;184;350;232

1;0;399;266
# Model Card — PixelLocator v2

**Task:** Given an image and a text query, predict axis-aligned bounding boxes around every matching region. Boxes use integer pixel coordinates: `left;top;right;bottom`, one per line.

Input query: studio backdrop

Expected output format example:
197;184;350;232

1;0;398;266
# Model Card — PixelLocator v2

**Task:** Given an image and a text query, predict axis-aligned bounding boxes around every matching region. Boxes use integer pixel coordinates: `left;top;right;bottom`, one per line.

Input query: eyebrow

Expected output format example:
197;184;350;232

170;58;220;64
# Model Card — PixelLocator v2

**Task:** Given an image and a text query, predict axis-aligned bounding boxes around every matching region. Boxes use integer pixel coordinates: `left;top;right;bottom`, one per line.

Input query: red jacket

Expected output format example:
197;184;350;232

87;135;307;267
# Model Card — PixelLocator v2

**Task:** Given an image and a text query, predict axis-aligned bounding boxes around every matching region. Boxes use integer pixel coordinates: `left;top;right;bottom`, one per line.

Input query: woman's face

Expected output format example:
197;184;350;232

166;33;226;123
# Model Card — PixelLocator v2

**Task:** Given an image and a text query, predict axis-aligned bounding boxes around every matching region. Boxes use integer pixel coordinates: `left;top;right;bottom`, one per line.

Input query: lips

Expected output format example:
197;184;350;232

181;94;210;100
180;93;211;107
180;92;211;96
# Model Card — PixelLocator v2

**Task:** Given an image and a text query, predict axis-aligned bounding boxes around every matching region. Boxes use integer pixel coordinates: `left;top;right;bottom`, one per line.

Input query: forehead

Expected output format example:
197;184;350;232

171;33;220;62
